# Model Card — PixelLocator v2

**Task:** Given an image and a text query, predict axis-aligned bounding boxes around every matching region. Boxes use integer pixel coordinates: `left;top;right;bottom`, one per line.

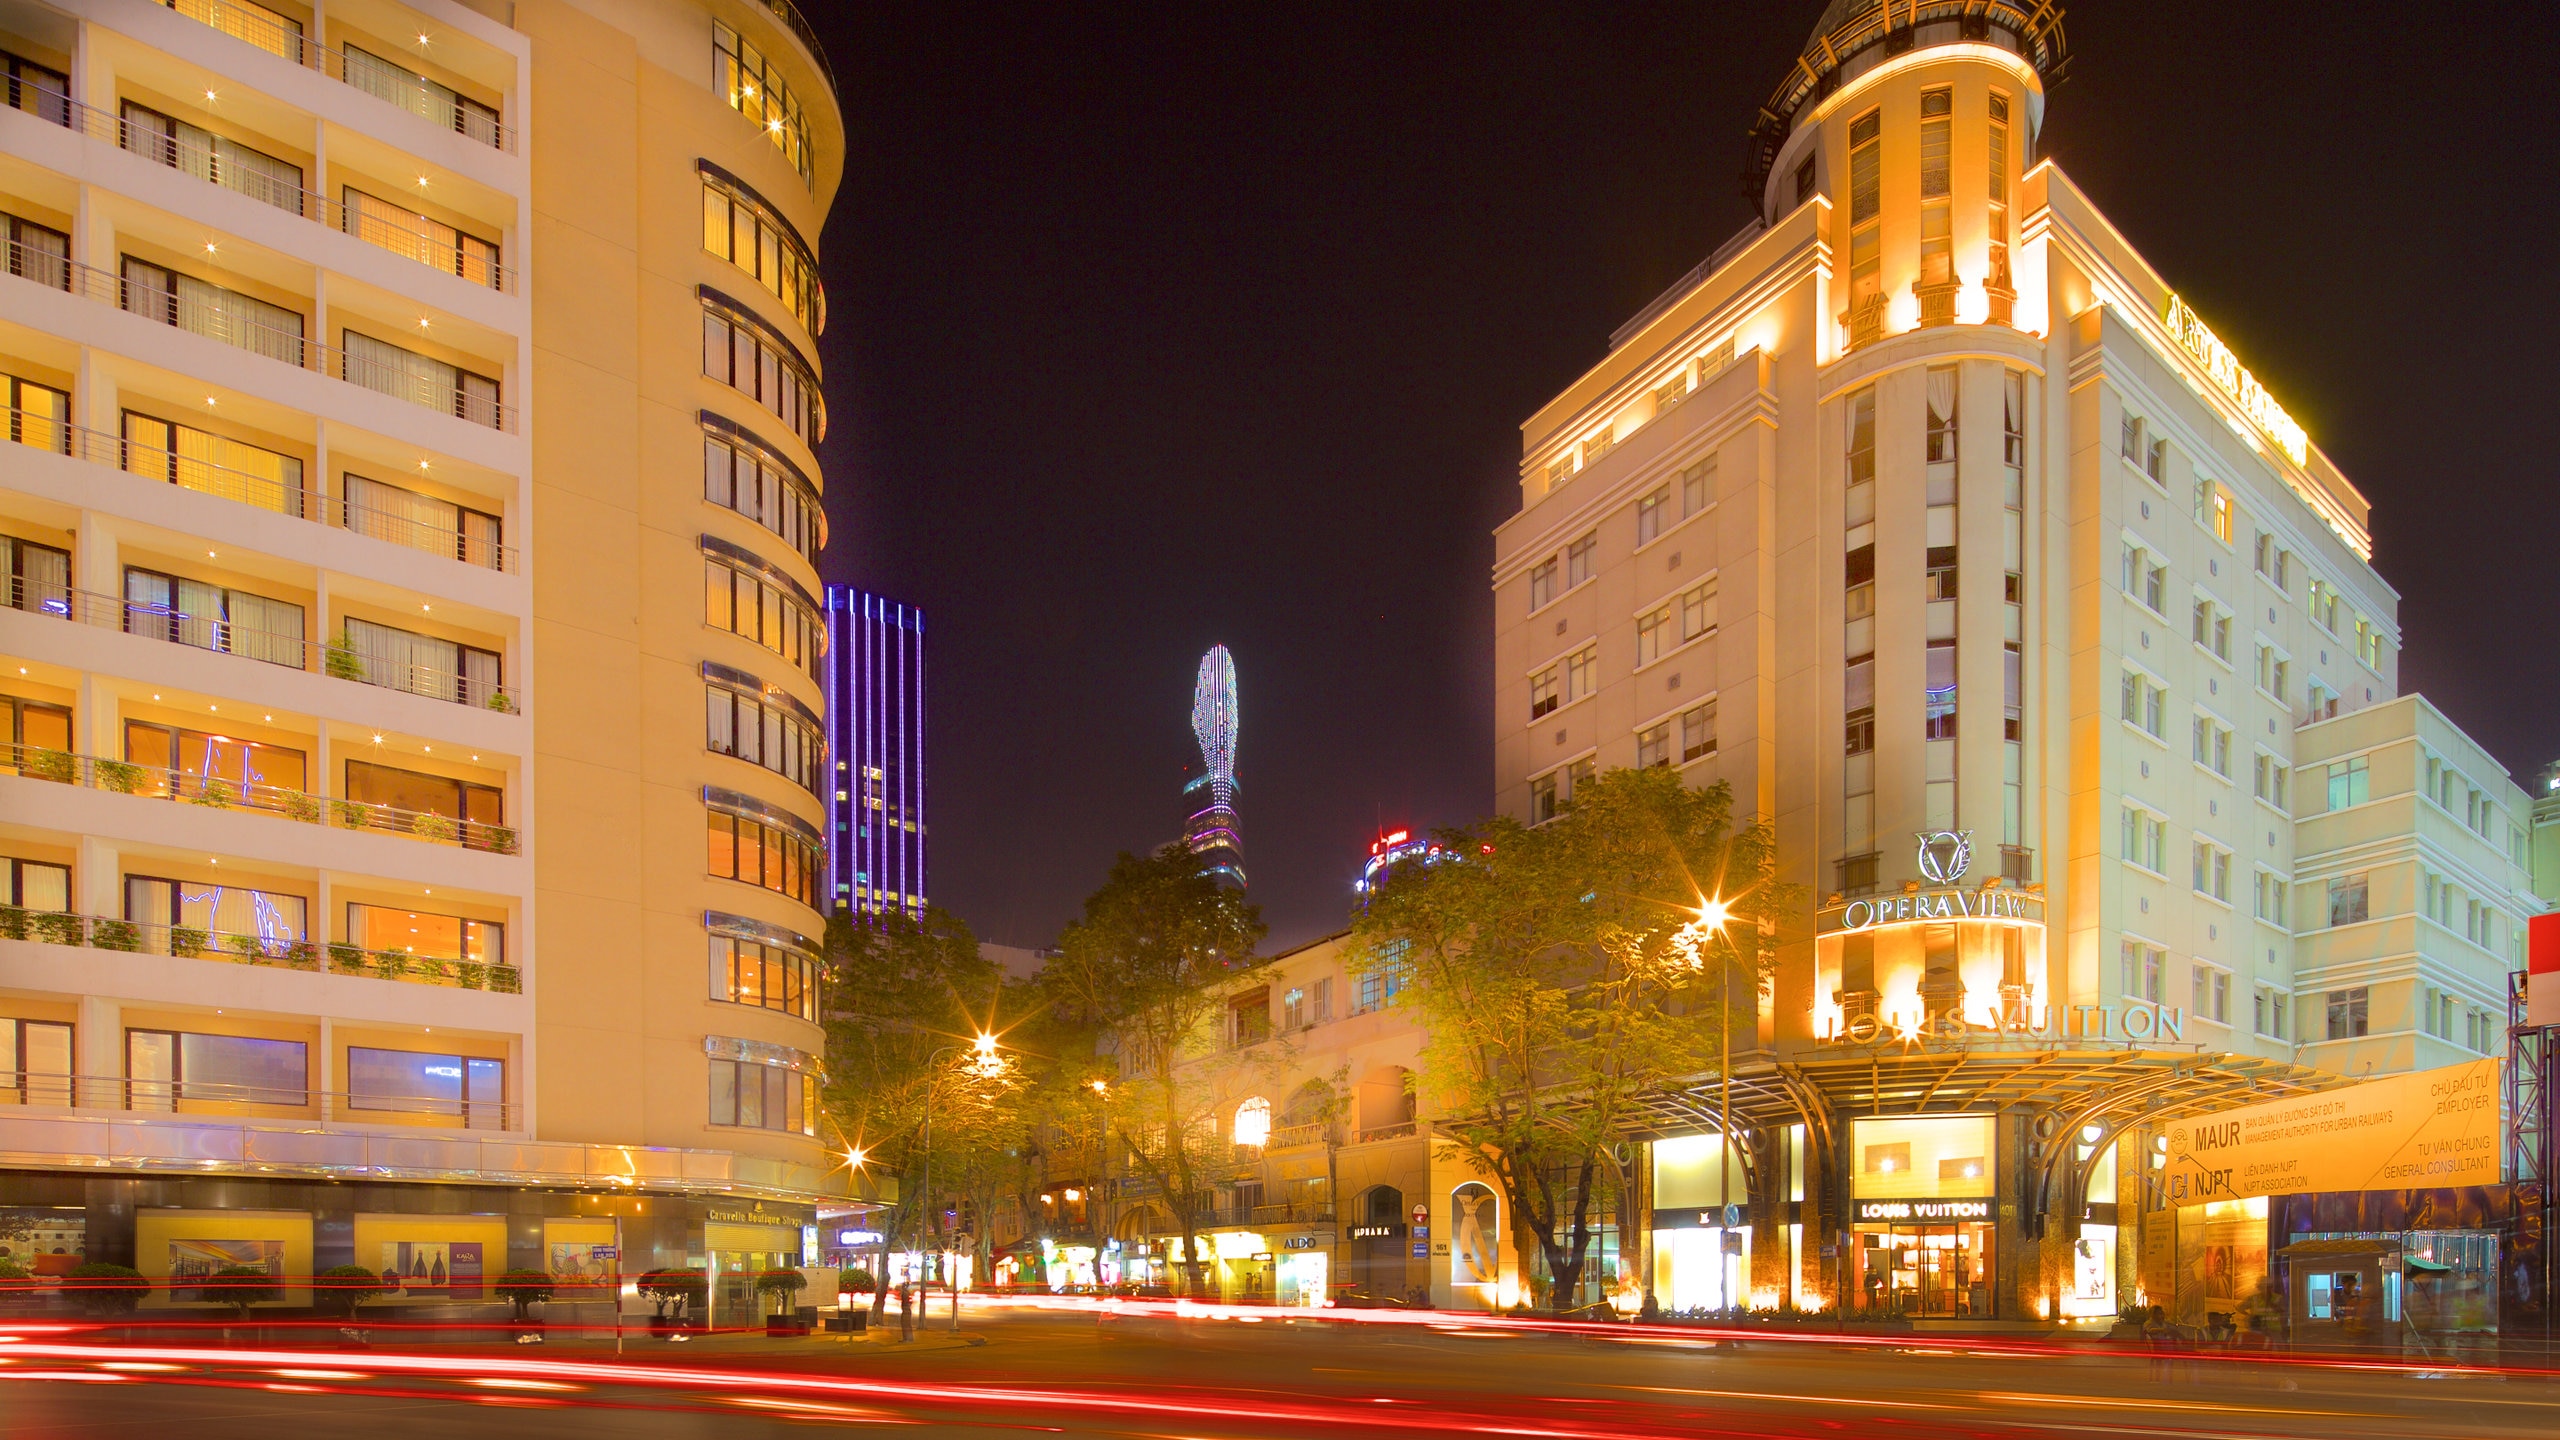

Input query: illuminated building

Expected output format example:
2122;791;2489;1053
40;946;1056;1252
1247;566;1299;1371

1355;827;1449;902
824;586;925;920
1183;643;1244;889
0;0;840;1320
1490;0;2543;1324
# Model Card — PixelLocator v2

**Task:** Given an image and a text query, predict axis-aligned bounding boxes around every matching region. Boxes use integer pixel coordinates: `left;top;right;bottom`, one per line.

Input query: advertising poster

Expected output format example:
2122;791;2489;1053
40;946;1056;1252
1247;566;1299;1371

1450;1182;1499;1289
350;1214;509;1306
380;1241;485;1299
2162;1058;2501;1203
136;1209;310;1308
167;1238;284;1303
544;1215;621;1296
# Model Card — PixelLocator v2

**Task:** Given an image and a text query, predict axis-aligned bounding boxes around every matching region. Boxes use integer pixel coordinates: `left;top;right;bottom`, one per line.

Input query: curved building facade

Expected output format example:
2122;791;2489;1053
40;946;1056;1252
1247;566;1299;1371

0;0;842;1322
1492;1;2540;1323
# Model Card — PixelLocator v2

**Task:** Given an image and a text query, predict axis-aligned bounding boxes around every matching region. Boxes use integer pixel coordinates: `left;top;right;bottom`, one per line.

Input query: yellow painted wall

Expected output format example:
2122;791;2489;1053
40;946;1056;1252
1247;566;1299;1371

135;1207;311;1308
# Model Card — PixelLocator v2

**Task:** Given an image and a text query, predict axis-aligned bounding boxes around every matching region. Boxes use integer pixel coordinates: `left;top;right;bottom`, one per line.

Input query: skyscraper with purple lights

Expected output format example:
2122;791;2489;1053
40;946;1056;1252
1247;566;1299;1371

1184;644;1245;890
825;587;926;919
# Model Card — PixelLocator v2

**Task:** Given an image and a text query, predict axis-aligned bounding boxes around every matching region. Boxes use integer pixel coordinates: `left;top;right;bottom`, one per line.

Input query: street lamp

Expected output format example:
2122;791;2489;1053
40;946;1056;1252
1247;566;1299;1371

1679;896;1739;1316
913;1033;1004;1336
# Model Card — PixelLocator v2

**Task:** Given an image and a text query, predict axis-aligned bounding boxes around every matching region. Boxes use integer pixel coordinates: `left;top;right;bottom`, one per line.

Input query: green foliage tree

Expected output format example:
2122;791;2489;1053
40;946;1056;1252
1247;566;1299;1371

821;904;1031;1315
314;1263;390;1318
638;1268;707;1323
208;1264;281;1319
1039;844;1267;1295
1352;766;1791;1314
494;1269;552;1322
67;1262;150;1316
753;1267;808;1317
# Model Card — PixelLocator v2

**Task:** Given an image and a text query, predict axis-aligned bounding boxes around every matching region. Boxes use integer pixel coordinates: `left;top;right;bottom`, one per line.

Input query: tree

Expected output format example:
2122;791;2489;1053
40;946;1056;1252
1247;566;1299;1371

639;1268;707;1324
1040;845;1267;1295
208;1264;280;1320
494;1269;552;1322
821;904;1030;1316
1352;766;1791;1314
67;1262;150;1316
314;1264;390;1318
754;1267;808;1317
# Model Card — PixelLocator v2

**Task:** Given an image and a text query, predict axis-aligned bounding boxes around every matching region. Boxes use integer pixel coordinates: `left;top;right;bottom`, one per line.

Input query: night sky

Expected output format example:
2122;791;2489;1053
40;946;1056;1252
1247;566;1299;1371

810;3;2558;951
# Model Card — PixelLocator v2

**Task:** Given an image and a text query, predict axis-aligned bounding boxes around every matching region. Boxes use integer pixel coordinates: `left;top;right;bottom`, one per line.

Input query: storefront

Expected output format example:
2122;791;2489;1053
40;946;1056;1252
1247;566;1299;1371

1844;1116;1995;1319
705;1208;811;1326
1651;1134;1752;1314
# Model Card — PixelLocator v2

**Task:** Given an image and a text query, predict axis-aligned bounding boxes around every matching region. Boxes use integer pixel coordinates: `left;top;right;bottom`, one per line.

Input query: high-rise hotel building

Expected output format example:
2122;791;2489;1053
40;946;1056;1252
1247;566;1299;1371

1491;1;2543;1321
823;585;925;920
0;0;841;1321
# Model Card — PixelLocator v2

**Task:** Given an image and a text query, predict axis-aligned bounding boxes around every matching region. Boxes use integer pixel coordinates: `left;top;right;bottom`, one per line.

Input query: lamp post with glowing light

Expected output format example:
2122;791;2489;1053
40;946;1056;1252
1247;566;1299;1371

913;1032;1001;1335
1674;895;1738;1313
1088;1077;1113;1279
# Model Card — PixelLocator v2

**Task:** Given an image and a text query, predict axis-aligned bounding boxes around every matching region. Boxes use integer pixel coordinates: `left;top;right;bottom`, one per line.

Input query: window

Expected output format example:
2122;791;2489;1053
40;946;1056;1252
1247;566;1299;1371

714;21;814;186
3;857;68;912
1311;977;1333;1024
704;540;823;678
2326;873;2369;927
2191;841;2231;902
2;50;70;127
340;616;503;709
1635;605;1670;666
709;931;821;1023
124;1030;307;1110
2325;756;2370;811
342;41;501;142
1925;366;1958;464
1918;89;1952;196
1681;702;1717;764
1228;989;1271;1049
119;255;307;364
2192;965;2230;1023
2119;805;2167;874
122;720;306;806
2146;437;2168;484
706;793;823;910
1845;112;1882;338
1847;110;1881;224
341;185;499;288
1528;558;1557;611
1528;665;1560;720
1356;968;1404;1014
1792;152;1817;206
2119;940;2165;1003
345;902;503;964
1652;371;1689;414
117;100;304;214
1924;639;1957;739
1987;95;2012;293
701;164;824;332
1681;457;1714;515
342;472;502;569
2307;578;2341;635
2254;872;2289;927
1232;1095;1272;1146
122;568;306;669
2254;753;2290;811
2120;669;2166;740
2254;531;2294;591
348;1046;504;1126
2195;479;2233;543
1566;756;1596;798
1679;578;1717;643
3;372;70;457
2306;679;2341;723
1545;455;1575;489
2256;989;2289;1039
2353;617;2385;672
1566;533;1597;588
1528;772;1558;824
2257;644;2289;703
703;293;823;447
703;419;823;568
706;670;826;797
1635;722;1669;769
708;1054;816;1134
2191;714;2232;778
0;1018;73;1106
2121;413;2143;463
2325;988;2369;1041
126;876;308;952
1563;645;1596;704
2121;544;2167;614
343;330;504;429
1635;487;1668;545
345;758;500;832
2191;599;2231;662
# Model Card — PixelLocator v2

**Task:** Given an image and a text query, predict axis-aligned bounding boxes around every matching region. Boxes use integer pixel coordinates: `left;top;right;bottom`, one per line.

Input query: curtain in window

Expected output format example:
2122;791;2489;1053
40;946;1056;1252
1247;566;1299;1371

345;331;457;411
174;272;304;362
224;590;305;667
345;472;458;551
345;615;458;698
459;646;501;706
1926;368;1957;435
8;539;67;614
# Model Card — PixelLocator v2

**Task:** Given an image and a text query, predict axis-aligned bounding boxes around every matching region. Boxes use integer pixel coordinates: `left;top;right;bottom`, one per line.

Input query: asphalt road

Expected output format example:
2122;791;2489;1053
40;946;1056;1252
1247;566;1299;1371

6;1306;2557;1438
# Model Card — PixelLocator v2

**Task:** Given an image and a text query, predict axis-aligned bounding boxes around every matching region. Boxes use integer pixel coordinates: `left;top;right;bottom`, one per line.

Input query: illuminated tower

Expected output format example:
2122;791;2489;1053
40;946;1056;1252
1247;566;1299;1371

1184;645;1244;889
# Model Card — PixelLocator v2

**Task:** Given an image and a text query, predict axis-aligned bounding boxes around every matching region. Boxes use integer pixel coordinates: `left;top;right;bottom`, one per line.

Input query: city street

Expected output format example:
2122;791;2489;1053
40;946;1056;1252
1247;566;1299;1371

5;1307;2558;1438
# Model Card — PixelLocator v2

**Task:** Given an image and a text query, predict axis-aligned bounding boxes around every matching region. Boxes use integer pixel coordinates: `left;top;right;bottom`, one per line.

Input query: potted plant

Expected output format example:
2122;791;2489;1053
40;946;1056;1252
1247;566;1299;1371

191;777;234;808
639;1269;707;1337
66;1262;150;1316
281;790;323;824
755;1268;809;1335
0;906;23;941
410;812;457;843
169;926;208;958
492;964;522;993
22;747;74;784
32;911;83;947
224;932;261;962
324;643;365;681
92;919;139;952
0;1258;34;1308
335;799;371;829
495;1269;552;1342
486;691;517;714
328;941;365;973
93;758;142;794
209;1264;281;1324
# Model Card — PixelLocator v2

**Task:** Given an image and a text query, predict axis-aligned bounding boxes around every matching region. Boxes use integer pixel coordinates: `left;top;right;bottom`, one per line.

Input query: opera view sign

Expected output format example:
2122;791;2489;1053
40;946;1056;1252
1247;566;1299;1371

2161;1057;2502;1204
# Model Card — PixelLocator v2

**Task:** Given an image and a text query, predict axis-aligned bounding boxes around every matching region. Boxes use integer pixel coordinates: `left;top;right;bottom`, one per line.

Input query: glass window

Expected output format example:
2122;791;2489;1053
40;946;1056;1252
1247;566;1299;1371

345;758;501;826
1566;534;1597;588
4;857;69;912
348;1046;504;1126
2;1018;75;1106
1635;723;1669;768
708;1057;811;1133
345;902;503;964
1527;558;1556;611
1681;702;1716;764
700;170;824;332
2326;756;2370;810
709;933;821;1023
2326;874;2369;928
1635;487;1667;545
2326;987;2369;1040
125;1030;308;1107
1682;457;1715;515
713;21;815;187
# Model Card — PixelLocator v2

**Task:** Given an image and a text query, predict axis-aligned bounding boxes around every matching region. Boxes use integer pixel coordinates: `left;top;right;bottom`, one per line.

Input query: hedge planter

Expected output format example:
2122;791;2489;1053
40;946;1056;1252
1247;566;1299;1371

94;759;142;794
170;927;209;959
335;800;372;829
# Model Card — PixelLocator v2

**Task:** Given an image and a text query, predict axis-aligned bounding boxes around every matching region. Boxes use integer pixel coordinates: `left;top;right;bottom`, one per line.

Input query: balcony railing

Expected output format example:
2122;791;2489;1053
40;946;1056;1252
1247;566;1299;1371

1;1068;515;1128
0;399;517;572
1350;1121;1421;1145
2;241;513;431
1263;1121;1332;1150
1;78;516;290
157;0;517;153
1;579;519;714
1;741;518;855
0;905;520;993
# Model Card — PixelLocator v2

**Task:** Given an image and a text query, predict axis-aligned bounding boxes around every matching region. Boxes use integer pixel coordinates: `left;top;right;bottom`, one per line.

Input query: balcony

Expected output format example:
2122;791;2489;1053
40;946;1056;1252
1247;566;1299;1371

0;1069;515;1129
2;77;515;290
1349;1121;1421;1145
1263;1121;1332;1150
0;905;520;993
2;740;518;855
0;396;517;572
1;579;518;714
158;0;516;153
2;239;513;430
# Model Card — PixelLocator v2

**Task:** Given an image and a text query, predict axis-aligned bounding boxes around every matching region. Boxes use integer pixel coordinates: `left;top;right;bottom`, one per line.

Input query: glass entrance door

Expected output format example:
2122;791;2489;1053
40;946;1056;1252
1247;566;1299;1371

1851;1223;1993;1317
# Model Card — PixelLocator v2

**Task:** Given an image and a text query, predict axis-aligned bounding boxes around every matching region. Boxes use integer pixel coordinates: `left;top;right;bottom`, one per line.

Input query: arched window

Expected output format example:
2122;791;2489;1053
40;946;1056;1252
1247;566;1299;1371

1232;1095;1271;1148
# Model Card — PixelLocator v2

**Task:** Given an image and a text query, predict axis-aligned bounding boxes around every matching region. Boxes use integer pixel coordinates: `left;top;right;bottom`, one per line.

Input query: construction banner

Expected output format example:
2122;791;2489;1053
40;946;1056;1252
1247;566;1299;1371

2161;1057;2501;1204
